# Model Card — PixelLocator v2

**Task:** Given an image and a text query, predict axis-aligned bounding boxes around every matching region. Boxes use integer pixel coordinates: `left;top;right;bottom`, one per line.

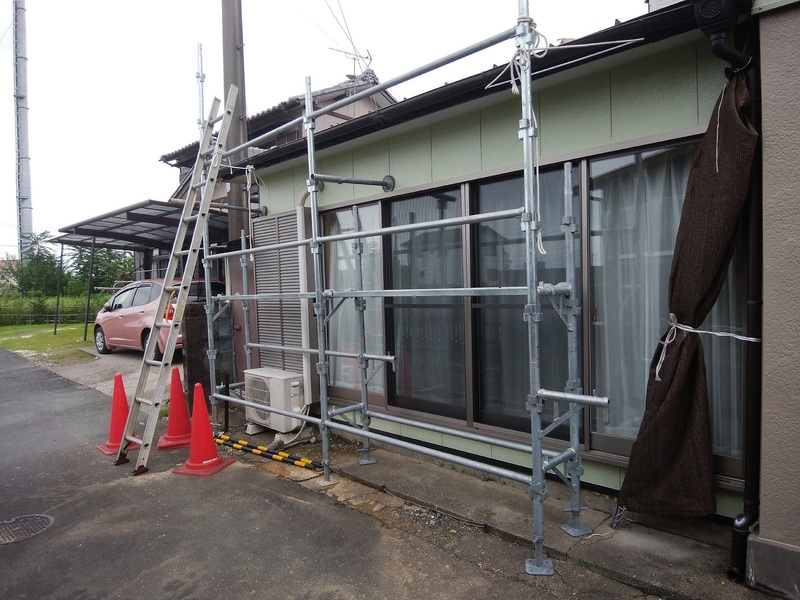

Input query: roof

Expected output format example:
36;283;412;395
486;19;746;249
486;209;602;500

160;69;395;170
234;2;707;174
53;200;229;252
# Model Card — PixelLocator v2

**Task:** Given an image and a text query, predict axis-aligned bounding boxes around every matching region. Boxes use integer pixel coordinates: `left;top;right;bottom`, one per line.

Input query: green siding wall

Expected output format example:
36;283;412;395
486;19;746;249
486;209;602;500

259;40;725;210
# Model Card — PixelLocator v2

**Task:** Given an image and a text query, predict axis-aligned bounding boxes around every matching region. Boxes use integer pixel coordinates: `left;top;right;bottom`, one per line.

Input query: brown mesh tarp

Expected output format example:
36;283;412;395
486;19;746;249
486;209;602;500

617;73;758;516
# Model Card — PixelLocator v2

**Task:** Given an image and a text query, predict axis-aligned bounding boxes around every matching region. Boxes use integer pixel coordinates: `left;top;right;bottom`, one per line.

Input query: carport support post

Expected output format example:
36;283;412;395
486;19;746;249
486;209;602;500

83;237;96;342
53;244;64;335
517;0;553;576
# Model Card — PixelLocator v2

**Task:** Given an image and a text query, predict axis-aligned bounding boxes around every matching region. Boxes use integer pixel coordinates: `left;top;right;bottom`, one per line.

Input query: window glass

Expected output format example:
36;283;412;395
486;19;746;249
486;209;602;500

474;166;581;433
588;142;744;457
112;287;136;310
325;205;385;394
130;284;152;308
387;190;465;419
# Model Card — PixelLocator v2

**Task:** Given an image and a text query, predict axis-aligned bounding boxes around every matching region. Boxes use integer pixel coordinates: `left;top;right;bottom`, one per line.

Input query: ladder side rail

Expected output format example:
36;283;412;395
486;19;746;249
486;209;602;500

132;85;239;472
115;96;225;464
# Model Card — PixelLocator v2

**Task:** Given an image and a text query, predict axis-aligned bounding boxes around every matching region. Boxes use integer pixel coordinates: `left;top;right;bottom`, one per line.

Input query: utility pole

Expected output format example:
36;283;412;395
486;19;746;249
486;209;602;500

221;0;250;382
221;0;248;238
14;0;33;260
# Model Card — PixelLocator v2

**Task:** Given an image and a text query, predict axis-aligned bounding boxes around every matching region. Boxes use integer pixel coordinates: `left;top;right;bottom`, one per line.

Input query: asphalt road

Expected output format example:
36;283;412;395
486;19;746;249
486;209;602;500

0;348;657;599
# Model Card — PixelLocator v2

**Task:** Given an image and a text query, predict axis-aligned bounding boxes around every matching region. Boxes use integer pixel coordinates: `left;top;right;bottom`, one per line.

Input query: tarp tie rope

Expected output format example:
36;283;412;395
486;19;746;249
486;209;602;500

655;313;762;381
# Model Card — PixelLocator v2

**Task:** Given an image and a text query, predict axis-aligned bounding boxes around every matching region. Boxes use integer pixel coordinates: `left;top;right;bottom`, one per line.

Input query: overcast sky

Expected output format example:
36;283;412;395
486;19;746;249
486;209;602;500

0;0;649;257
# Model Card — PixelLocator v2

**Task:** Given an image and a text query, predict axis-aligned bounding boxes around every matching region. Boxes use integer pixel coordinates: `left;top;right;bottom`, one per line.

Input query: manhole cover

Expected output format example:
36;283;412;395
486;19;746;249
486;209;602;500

0;514;54;544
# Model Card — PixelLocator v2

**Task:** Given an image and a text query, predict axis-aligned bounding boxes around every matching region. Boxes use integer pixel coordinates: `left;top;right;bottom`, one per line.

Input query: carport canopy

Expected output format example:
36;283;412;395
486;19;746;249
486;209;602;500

53;199;229;252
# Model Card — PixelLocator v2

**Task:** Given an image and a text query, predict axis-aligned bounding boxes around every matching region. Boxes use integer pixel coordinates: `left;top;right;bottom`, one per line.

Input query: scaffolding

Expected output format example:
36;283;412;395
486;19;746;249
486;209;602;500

203;0;608;576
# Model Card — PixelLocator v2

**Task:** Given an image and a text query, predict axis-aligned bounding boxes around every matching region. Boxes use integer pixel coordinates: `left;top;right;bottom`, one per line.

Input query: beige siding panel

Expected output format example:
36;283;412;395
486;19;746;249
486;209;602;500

480;97;522;170
317;151;355;207
353;139;390;200
540;71;612;159
610;44;699;141
431;112;481;181
389;127;433;189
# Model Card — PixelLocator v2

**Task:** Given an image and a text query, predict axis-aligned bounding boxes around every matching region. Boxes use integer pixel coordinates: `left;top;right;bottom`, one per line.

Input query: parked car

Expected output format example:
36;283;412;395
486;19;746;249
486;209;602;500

93;278;225;358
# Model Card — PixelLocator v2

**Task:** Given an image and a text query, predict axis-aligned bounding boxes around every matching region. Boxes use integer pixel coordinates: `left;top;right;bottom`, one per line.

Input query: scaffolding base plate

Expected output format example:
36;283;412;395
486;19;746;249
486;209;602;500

561;522;592;537
525;558;554;576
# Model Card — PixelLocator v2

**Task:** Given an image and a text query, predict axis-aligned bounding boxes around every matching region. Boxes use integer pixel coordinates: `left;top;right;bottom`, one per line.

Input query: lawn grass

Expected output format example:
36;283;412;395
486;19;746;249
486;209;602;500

0;323;97;365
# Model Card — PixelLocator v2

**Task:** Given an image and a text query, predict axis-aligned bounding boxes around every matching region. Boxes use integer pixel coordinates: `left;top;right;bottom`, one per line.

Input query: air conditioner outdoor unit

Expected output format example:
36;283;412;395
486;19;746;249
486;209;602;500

244;368;306;433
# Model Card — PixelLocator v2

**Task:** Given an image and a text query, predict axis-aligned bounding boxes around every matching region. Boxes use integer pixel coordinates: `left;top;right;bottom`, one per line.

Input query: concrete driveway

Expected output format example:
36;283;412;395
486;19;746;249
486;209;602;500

1;347;656;599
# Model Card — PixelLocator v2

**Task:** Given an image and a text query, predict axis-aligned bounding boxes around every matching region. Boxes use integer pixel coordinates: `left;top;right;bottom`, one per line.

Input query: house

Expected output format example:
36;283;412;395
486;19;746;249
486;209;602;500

208;1;797;596
52;0;798;595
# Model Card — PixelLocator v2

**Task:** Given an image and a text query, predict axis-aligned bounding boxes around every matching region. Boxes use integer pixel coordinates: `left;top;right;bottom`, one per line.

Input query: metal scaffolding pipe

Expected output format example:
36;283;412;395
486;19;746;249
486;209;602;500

213;390;532;486
206;207;524;263
365;410;559;458
224;26;517;159
537;388;608;407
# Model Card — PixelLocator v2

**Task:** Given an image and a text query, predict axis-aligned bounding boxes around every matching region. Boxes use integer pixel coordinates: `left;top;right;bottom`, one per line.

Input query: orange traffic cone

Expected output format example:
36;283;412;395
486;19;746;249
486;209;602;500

172;383;235;476
97;373;139;456
157;368;192;450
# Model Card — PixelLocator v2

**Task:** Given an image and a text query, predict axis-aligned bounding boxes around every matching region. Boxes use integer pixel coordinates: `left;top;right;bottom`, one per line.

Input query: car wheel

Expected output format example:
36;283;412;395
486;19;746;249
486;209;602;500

94;327;112;355
142;329;164;361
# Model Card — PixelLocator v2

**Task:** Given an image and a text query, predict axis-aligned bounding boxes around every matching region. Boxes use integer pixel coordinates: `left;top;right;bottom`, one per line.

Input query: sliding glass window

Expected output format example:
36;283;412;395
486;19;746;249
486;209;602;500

385;190;466;419
473;166;581;434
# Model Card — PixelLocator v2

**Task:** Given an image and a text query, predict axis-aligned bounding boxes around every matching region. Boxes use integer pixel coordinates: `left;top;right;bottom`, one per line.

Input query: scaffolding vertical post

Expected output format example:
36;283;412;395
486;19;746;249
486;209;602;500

517;0;553;577
240;230;253;373
204;221;219;431
352;205;376;465
304;77;332;482
560;163;591;537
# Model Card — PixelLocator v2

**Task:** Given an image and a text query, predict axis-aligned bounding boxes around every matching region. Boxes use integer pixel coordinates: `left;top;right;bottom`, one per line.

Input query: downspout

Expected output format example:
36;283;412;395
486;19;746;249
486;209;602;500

692;0;761;581
729;51;762;583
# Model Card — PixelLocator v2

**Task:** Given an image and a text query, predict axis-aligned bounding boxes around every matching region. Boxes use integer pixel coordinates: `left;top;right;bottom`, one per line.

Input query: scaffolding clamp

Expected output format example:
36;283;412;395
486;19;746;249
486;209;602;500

528;480;548;502
523;304;542;323
518;118;538;139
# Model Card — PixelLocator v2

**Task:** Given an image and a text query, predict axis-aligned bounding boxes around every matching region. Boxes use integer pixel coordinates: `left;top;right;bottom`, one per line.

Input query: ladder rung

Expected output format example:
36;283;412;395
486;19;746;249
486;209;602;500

183;214;201;224
154;322;170;329
125;434;143;445
191;179;208;190
144;359;163;367
174;249;191;257
134;396;153;407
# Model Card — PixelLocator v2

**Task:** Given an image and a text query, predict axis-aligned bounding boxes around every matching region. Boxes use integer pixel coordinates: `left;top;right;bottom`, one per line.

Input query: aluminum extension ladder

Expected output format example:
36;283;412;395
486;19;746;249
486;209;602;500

114;85;239;475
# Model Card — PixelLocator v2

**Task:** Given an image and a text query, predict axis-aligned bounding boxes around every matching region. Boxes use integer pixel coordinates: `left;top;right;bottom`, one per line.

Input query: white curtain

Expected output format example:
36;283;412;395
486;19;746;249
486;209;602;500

590;144;744;457
326;205;385;394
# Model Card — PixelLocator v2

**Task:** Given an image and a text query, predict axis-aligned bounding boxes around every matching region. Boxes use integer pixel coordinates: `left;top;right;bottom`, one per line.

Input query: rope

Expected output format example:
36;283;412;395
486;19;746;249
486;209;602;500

654;313;761;381
486;37;645;92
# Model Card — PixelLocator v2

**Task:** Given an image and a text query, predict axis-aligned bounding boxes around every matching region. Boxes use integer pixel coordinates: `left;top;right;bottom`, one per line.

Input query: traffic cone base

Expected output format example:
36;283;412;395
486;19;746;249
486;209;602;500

97;373;139;455
157;367;192;450
172;383;235;477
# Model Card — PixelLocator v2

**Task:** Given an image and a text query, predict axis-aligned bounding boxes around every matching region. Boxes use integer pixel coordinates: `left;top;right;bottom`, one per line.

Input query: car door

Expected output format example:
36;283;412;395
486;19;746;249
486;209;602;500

121;283;156;348
102;285;138;347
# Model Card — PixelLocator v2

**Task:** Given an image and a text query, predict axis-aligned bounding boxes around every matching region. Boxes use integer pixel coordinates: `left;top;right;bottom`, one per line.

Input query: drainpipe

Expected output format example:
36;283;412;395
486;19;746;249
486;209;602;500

728;58;762;583
692;0;761;581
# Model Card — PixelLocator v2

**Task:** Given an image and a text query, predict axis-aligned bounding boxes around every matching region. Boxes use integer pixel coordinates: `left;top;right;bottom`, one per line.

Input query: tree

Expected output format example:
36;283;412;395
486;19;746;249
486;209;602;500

11;232;62;296
66;246;134;296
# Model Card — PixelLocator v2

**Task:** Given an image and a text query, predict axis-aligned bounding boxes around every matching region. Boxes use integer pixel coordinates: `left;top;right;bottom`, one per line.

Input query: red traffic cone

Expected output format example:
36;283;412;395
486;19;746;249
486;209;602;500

97;373;139;456
157;368;192;450
172;383;235;476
